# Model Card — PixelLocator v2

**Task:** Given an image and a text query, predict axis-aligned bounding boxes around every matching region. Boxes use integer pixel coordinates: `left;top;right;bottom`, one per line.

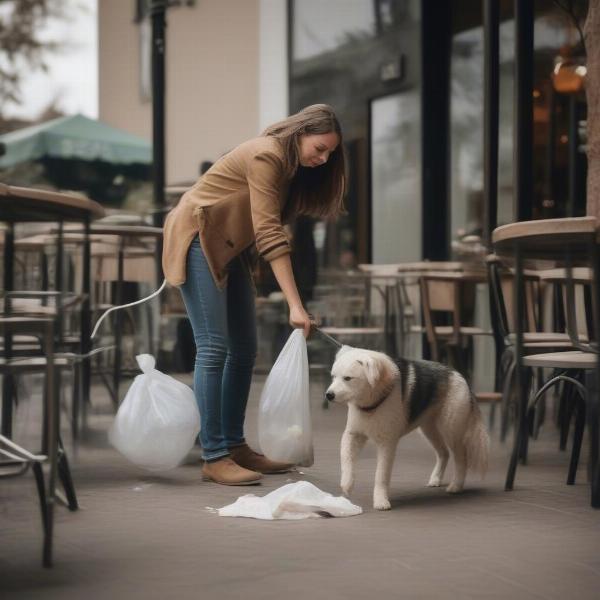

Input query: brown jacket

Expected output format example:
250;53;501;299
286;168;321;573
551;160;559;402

162;136;292;288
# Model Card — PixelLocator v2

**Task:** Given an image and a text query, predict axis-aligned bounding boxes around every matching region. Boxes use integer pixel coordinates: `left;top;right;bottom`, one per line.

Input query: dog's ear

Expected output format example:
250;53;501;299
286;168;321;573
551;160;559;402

335;345;353;360
360;356;381;388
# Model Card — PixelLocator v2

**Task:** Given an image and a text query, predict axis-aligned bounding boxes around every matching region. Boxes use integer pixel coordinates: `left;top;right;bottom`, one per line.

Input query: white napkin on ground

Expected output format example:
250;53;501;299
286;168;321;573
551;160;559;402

217;481;362;520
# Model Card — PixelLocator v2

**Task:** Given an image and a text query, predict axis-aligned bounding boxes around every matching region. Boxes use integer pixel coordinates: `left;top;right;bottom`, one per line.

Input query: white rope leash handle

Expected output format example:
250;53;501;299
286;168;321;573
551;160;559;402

91;278;168;340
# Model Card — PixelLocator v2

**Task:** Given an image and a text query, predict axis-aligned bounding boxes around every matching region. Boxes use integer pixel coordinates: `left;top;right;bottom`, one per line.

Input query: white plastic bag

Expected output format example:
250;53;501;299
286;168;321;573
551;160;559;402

109;354;200;471
258;329;313;467
217;481;362;520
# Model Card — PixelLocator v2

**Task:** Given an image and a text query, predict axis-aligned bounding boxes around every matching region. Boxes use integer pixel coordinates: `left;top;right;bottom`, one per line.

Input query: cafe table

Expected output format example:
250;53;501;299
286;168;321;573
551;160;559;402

1;183;105;435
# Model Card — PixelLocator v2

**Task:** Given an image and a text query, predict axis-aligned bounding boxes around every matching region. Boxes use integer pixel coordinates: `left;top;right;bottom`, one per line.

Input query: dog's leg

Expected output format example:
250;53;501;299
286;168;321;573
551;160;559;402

420;422;449;487
447;441;467;493
373;441;397;510
340;430;367;498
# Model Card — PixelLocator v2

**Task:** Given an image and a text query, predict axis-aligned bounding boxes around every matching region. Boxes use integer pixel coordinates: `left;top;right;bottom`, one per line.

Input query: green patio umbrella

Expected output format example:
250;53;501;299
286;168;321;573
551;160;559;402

0;114;152;169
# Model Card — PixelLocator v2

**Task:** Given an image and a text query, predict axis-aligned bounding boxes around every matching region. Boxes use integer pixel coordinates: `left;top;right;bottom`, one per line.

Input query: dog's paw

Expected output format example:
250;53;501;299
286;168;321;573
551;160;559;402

340;477;354;498
427;477;442;487
446;482;464;494
373;498;391;511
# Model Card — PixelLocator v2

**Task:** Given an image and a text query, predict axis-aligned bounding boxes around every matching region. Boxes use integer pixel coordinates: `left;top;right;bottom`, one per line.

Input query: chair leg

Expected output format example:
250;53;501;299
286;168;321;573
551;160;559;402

520;405;534;465
532;368;545;440
559;383;576;451
58;436;78;511
488;345;508;432
34;458;54;567
71;364;81;441
506;369;532;491
567;396;586;485
500;358;516;442
579;370;600;507
31;461;49;539
49;363;79;510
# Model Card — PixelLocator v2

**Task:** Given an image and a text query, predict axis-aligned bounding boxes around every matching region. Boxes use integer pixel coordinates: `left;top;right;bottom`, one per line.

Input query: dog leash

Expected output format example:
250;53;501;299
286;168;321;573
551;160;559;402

91;281;345;353
91;278;168;340
311;325;343;349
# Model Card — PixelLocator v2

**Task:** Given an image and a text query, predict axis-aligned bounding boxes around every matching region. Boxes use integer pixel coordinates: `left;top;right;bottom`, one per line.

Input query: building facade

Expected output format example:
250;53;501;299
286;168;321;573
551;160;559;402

99;0;587;270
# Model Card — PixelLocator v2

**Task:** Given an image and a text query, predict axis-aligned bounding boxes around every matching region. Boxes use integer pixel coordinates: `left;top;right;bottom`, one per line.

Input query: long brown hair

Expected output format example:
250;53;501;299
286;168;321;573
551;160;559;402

262;104;346;220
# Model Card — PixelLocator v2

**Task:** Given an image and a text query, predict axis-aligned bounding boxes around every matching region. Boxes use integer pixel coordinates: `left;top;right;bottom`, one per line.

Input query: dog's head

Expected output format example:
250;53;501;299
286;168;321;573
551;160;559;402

325;346;398;409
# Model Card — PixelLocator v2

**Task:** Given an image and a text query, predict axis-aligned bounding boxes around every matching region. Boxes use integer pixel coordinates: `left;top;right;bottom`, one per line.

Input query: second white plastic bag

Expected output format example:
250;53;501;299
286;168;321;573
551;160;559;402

258;329;313;467
109;354;200;471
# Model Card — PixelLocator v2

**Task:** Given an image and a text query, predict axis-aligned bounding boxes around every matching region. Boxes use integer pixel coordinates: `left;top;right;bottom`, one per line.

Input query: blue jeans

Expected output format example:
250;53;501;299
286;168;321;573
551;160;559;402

179;238;257;461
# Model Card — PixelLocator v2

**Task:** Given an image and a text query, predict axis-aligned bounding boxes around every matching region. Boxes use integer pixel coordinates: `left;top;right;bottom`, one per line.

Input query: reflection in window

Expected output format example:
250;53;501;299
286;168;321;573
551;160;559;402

450;26;484;245
290;0;421;269
292;0;376;61
450;2;580;240
371;92;421;262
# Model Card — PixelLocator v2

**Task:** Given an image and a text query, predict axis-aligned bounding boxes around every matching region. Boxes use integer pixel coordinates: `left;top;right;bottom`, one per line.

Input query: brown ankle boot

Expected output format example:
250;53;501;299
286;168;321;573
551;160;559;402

229;444;294;474
201;457;261;486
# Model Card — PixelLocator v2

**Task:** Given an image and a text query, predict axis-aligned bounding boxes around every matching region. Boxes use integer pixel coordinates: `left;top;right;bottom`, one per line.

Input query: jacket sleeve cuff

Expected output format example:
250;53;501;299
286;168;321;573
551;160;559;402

260;240;291;262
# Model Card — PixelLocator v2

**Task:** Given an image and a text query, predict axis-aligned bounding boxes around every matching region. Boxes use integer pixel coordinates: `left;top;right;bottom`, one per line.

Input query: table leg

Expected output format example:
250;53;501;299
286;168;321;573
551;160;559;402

80;218;91;420
43;319;56;567
112;238;124;405
55;221;64;347
506;244;526;490
2;223;14;437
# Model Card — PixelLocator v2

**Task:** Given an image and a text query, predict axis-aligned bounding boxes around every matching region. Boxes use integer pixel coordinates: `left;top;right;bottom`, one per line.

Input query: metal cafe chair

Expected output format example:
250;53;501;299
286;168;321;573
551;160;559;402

492;217;600;508
418;271;490;376
1;290;102;440
1;315;112;567
78;224;162;407
514;268;597;487
0;316;69;567
0;434;48;560
486;256;579;441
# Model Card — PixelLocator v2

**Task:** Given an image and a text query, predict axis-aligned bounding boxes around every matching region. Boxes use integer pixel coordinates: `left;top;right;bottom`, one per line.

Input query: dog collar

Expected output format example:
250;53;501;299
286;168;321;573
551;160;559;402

358;382;395;413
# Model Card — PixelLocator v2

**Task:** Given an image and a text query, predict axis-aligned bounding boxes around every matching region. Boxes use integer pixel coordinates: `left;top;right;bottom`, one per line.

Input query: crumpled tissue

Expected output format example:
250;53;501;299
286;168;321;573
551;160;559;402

217;481;362;520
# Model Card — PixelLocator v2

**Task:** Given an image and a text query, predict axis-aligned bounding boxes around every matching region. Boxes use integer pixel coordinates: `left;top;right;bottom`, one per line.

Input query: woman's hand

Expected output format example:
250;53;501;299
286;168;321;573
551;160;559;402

289;304;313;338
269;254;314;337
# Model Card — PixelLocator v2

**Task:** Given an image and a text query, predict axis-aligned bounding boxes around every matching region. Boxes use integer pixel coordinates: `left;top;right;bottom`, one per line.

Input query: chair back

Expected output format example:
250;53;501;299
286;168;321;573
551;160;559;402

419;274;476;350
486;256;541;339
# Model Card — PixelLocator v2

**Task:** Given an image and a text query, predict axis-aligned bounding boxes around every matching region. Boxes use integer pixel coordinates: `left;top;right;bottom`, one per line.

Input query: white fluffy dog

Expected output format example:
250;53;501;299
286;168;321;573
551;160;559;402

326;346;490;510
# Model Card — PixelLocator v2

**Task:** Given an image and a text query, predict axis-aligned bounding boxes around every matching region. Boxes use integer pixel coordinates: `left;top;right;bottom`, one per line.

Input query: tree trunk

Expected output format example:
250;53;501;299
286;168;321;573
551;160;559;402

586;0;600;217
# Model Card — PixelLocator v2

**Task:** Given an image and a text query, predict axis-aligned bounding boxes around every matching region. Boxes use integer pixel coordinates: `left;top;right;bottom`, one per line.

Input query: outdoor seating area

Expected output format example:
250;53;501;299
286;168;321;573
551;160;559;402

2;210;600;573
2;0;600;598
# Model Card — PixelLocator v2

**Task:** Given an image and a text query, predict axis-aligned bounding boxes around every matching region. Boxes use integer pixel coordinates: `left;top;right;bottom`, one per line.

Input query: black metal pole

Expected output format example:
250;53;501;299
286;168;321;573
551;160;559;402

2;223;14;437
80;215;91;432
567;95;579;217
421;0;452;260
483;0;499;246
545;86;556;215
514;0;534;222
151;0;167;229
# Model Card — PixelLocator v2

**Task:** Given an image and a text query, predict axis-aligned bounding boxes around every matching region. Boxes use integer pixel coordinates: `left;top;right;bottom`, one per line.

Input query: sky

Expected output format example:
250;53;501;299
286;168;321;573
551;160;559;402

3;0;98;120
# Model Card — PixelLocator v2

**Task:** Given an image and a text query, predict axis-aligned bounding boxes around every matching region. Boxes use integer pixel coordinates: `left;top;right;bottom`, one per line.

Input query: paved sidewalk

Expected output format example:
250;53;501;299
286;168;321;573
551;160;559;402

1;373;599;599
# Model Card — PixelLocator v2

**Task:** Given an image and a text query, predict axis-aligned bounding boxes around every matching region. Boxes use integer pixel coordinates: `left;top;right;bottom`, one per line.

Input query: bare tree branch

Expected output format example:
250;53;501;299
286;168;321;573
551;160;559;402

0;0;69;117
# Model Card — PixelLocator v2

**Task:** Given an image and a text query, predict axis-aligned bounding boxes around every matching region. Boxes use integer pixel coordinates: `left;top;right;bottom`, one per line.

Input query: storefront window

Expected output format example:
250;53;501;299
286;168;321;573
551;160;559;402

290;0;421;270
371;91;421;262
450;0;586;251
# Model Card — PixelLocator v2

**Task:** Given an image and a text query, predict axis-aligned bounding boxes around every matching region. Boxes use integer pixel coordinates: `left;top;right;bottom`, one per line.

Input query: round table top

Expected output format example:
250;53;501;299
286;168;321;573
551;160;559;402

492;217;598;261
0;183;105;222
358;261;464;274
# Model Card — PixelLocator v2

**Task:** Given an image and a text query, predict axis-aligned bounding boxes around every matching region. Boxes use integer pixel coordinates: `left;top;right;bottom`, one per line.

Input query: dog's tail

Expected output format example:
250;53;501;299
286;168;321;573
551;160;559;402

463;396;490;478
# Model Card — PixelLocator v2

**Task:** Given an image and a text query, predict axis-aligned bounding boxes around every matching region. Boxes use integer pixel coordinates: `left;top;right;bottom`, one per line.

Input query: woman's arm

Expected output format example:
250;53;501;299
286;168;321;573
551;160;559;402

269;253;312;337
